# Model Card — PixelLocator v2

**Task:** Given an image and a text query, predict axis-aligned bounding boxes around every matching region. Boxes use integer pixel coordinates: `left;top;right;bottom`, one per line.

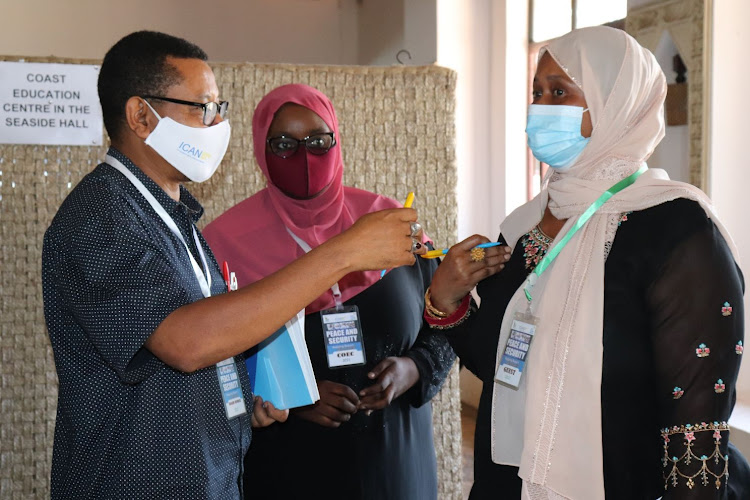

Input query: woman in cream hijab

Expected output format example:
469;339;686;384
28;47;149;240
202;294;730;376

426;26;749;499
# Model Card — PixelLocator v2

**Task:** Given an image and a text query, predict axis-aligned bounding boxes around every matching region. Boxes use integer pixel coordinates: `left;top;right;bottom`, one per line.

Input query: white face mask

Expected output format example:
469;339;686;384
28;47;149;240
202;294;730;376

143;100;231;183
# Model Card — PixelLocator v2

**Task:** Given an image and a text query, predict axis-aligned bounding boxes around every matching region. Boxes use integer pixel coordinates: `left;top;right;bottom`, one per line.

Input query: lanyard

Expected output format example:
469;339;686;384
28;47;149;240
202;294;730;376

285;226;343;307
524;164;647;302
108;155;248;421
106;154;213;298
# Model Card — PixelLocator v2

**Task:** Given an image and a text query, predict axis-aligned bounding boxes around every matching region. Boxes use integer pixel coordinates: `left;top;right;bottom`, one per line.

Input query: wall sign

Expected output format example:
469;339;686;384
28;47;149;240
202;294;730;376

0;61;103;145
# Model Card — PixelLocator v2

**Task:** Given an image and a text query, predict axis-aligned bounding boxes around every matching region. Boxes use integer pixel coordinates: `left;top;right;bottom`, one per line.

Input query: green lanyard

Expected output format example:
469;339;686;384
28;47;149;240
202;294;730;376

524;164;647;302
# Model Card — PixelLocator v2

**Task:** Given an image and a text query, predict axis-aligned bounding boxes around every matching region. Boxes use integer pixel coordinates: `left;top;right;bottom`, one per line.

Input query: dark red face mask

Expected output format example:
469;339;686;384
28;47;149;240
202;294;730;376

265;149;336;199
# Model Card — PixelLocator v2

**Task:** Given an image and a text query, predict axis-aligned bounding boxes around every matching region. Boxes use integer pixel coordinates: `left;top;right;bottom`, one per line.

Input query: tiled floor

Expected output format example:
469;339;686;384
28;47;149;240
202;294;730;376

461;404;477;500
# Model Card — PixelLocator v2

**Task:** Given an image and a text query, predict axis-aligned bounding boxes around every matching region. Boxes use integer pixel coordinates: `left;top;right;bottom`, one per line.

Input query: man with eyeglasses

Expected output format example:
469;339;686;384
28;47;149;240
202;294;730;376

42;31;422;499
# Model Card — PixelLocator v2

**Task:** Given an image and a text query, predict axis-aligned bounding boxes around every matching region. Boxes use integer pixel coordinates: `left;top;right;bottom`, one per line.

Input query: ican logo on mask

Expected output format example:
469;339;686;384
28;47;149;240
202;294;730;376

178;141;212;163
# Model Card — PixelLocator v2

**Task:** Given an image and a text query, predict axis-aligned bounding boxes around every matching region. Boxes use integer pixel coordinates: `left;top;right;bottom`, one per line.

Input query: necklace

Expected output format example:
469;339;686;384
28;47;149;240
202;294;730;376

522;225;552;270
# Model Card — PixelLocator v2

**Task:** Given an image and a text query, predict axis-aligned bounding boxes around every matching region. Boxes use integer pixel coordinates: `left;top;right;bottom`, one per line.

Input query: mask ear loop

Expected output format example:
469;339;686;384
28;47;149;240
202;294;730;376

142;98;163;121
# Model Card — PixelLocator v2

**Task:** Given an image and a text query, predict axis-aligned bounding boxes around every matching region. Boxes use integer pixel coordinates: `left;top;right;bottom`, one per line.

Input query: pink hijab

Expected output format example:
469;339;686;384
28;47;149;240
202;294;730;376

204;83;403;313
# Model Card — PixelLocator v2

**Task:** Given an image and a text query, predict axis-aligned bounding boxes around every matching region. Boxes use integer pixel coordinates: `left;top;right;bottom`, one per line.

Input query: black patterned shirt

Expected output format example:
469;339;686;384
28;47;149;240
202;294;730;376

42;147;252;499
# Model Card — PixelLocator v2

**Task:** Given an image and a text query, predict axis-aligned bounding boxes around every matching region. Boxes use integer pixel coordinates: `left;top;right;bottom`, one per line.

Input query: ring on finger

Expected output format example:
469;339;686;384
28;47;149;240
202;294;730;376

470;247;486;262
410;238;422;253
410;222;422;237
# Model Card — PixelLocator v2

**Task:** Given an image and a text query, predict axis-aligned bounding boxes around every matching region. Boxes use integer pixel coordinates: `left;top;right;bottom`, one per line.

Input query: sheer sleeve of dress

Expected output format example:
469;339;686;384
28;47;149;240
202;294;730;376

646;208;744;499
404;244;458;407
404;322;457;407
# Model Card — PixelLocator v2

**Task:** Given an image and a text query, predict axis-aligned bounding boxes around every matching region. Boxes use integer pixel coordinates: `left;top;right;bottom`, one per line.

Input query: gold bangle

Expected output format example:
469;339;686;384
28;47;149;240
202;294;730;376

428;307;472;330
424;287;449;318
425;307;446;320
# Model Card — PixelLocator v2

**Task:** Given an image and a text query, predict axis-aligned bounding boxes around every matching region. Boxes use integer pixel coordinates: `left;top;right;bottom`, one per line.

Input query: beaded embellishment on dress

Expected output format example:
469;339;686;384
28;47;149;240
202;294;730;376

618;211;632;226
722;302;733;316
522;225;552;271
714;380;726;394
695;343;710;358
662;421;730;490
604;212;633;260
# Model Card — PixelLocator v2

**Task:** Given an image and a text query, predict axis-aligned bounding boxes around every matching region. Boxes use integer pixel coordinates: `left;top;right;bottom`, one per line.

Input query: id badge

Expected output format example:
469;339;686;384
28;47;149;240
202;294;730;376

216;357;248;419
320;305;366;369
495;310;537;389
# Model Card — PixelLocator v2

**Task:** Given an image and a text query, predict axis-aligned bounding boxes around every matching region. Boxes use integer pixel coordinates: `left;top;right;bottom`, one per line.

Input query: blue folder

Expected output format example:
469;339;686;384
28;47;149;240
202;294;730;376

245;310;319;410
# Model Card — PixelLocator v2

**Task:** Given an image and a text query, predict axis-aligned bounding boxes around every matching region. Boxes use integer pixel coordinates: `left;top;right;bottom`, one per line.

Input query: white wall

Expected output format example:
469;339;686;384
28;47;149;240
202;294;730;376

436;0;491;408
0;0;401;65
2;0;442;66
711;0;750;454
437;0;528;407
403;0;438;65
436;0;527;242
358;0;405;65
358;0;437;66
496;1;530;219
437;0;492;243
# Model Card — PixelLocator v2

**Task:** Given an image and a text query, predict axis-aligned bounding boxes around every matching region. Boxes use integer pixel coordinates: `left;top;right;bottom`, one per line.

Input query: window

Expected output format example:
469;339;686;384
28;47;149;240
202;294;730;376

531;0;627;42
531;0;573;42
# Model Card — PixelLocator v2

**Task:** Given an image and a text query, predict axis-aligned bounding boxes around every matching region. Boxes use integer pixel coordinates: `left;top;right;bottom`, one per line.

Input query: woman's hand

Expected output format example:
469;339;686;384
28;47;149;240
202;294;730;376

292;380;359;428
250;396;289;427
358;357;420;413
428;235;512;315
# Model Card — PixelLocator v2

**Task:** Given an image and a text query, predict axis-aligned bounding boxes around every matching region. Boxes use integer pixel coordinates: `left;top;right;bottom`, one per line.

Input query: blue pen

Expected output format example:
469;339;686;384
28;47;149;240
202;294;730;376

475;242;504;249
421;241;504;259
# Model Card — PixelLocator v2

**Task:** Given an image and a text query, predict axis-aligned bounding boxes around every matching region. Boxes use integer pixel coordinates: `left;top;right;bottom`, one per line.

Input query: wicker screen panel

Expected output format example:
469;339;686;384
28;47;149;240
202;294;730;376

0;58;460;499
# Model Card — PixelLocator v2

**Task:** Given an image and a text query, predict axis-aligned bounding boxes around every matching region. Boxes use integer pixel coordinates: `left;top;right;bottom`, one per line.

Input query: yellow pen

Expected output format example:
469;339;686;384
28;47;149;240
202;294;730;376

381;191;415;278
403;191;415;209
420;242;504;259
421;249;446;259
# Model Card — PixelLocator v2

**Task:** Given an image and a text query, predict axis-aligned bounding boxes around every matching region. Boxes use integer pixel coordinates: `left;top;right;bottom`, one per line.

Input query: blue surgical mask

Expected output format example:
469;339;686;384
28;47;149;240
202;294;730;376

526;104;590;170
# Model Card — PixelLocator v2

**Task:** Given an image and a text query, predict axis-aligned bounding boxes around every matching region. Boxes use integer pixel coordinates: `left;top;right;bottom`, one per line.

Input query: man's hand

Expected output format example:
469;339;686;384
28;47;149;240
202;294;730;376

335;208;426;272
251;396;289;427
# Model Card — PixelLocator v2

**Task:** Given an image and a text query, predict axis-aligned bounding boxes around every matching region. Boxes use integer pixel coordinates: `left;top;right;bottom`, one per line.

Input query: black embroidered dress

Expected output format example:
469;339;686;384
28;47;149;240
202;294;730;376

447;199;749;500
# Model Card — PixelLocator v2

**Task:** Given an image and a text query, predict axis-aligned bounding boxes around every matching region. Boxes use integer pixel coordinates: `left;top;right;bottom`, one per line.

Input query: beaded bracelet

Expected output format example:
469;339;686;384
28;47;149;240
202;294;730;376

424;292;471;330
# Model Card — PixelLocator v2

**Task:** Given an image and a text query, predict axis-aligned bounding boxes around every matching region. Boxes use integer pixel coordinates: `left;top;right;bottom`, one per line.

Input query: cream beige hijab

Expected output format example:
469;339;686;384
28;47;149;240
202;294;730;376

489;26;739;499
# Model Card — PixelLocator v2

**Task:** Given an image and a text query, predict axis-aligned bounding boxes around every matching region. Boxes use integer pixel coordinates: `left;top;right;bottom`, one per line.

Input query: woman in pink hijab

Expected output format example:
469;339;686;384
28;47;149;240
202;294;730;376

203;83;455;500
427;27;749;500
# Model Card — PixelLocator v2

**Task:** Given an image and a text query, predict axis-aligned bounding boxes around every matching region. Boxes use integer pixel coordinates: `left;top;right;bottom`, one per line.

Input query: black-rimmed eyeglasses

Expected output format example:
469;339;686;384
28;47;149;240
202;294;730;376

267;133;336;159
143;95;229;126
